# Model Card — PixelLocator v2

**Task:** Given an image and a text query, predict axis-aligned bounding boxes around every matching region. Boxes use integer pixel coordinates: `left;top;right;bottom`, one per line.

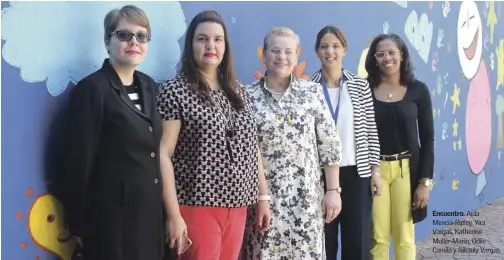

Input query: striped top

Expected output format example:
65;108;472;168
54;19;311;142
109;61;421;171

124;82;143;112
310;69;380;178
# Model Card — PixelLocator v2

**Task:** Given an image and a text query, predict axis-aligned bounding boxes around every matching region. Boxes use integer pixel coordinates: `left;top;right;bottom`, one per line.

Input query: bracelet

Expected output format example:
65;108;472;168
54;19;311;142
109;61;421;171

327;187;342;193
372;172;381;177
258;195;271;201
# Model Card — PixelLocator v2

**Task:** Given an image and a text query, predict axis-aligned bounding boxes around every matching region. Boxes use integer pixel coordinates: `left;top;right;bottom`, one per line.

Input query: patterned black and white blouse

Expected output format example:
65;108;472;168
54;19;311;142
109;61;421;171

242;76;342;260
156;76;259;208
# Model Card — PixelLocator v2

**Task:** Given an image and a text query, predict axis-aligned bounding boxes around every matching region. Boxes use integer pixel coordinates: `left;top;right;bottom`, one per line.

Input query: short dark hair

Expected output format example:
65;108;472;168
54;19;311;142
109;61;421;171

314;26;348;51
364;33;416;87
179;10;244;109
104;5;151;43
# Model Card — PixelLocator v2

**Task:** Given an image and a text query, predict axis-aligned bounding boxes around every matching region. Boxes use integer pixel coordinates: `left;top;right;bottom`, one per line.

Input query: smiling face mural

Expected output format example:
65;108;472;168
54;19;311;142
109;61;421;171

457;0;483;80
28;194;76;260
404;10;434;63
456;0;492;198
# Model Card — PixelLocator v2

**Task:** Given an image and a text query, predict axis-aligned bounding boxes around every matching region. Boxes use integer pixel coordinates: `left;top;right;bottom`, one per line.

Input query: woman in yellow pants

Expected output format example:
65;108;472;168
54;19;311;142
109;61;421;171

364;33;435;260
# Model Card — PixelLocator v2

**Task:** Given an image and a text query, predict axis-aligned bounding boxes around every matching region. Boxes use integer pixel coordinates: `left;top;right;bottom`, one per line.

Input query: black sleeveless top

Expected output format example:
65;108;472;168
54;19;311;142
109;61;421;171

373;99;409;155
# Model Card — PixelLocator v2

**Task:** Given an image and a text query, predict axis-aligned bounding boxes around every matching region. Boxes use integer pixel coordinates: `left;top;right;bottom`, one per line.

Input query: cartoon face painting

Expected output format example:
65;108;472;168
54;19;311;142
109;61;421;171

457;0;483;80
28;194;76;260
404;10;433;64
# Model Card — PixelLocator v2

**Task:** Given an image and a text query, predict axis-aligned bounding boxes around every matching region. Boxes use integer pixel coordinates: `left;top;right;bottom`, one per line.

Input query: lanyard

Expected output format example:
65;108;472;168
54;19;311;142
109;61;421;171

321;71;345;125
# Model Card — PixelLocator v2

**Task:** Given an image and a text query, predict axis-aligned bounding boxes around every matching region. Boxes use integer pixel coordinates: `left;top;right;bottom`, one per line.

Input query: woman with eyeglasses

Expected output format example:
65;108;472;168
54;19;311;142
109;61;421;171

364;33;434;260
241;26;342;260
157;10;270;260
310;25;381;260
52;5;165;260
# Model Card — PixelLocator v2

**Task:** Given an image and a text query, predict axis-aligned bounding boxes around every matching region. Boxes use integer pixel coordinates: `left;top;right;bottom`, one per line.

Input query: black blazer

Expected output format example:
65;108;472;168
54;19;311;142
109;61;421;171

52;59;164;260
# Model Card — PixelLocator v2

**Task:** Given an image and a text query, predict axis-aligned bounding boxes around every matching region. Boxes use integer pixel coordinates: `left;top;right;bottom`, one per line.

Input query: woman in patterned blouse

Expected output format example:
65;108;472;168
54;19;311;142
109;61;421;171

310;26;382;260
156;10;271;260
241;26;343;260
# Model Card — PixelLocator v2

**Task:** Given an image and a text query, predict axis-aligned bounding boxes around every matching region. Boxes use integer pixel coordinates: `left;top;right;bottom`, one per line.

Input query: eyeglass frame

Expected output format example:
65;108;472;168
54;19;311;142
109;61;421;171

373;49;402;59
266;47;297;57
110;30;152;43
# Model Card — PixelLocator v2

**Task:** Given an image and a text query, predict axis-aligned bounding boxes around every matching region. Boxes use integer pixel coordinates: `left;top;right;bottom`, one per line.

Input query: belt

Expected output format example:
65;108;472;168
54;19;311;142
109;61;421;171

379;153;411;161
379;152;411;179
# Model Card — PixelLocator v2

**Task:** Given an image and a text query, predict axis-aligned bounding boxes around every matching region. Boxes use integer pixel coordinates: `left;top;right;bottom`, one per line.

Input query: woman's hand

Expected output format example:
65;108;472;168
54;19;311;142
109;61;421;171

322;190;342;223
371;174;382;197
255;200;271;232
413;184;430;210
165;214;188;255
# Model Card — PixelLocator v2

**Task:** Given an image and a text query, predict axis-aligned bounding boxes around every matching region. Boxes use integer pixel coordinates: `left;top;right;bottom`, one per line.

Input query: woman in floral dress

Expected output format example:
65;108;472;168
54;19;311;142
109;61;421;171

242;27;343;260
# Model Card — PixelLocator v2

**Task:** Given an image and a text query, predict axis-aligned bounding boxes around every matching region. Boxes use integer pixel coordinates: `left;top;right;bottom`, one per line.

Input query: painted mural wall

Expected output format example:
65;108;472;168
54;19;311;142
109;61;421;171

1;1;503;259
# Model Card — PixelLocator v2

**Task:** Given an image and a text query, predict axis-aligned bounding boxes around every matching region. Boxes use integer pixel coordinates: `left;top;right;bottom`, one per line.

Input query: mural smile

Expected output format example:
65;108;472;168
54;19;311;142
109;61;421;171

457;0;484;80
464;28;479;60
57;234;72;243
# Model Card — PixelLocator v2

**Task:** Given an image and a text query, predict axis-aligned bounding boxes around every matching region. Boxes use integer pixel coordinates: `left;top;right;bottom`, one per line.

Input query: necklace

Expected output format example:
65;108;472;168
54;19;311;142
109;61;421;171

388;93;393;99
265;86;285;95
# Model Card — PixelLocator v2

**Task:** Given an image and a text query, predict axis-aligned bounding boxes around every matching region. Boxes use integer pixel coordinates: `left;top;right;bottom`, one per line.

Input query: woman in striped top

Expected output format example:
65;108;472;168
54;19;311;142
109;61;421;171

310;26;382;260
52;5;164;260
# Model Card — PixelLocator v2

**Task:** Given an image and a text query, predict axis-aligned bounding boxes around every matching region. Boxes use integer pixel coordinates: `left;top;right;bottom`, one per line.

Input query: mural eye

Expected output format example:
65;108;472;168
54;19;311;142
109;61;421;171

412;25;415;33
47;214;55;223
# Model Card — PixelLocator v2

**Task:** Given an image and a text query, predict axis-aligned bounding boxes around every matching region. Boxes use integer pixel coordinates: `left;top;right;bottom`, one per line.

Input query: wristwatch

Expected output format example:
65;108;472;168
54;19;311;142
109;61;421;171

327;187;342;193
420;179;433;189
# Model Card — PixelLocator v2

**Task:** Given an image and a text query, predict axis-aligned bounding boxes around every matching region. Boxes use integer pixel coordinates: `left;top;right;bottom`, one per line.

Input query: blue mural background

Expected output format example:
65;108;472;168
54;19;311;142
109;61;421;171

1;1;503;259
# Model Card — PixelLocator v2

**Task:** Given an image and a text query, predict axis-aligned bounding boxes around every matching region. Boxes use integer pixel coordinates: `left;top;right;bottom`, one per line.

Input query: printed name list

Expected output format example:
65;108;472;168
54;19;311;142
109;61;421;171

429;210;501;255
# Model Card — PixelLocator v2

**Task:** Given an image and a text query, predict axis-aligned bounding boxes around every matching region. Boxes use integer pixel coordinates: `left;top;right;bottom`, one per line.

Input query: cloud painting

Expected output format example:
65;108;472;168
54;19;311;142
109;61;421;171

1;1;186;96
393;1;408;8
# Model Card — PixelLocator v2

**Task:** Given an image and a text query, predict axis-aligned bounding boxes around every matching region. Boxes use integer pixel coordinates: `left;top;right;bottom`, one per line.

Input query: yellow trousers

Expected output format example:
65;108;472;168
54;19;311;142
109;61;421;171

371;157;416;260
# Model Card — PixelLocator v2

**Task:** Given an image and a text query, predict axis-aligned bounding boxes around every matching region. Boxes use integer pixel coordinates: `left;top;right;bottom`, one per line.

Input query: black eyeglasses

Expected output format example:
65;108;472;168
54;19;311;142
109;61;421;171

111;30;151;43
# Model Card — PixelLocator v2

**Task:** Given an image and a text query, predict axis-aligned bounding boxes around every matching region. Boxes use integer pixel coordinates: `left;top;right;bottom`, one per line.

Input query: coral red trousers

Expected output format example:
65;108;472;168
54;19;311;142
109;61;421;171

177;205;248;260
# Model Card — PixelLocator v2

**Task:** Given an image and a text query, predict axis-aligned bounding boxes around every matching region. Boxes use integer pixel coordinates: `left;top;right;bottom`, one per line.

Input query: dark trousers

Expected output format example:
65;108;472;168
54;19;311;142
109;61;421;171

323;166;373;260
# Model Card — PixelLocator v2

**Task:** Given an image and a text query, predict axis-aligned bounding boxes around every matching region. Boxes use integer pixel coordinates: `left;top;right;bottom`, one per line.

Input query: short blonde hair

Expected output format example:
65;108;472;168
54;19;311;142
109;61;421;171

104;5;151;43
263;26;300;52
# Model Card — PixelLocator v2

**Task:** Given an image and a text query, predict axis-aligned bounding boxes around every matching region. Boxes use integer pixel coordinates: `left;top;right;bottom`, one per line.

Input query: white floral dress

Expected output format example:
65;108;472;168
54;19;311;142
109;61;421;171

242;77;342;260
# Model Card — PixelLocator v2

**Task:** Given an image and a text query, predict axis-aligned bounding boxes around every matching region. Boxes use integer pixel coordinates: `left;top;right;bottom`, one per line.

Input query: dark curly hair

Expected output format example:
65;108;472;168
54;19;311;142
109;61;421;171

364;33;416;88
179;10;244;109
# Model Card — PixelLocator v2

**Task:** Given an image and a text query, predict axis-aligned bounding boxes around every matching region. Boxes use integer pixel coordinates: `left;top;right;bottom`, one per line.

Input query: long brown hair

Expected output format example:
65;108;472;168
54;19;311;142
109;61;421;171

179;10;244;109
